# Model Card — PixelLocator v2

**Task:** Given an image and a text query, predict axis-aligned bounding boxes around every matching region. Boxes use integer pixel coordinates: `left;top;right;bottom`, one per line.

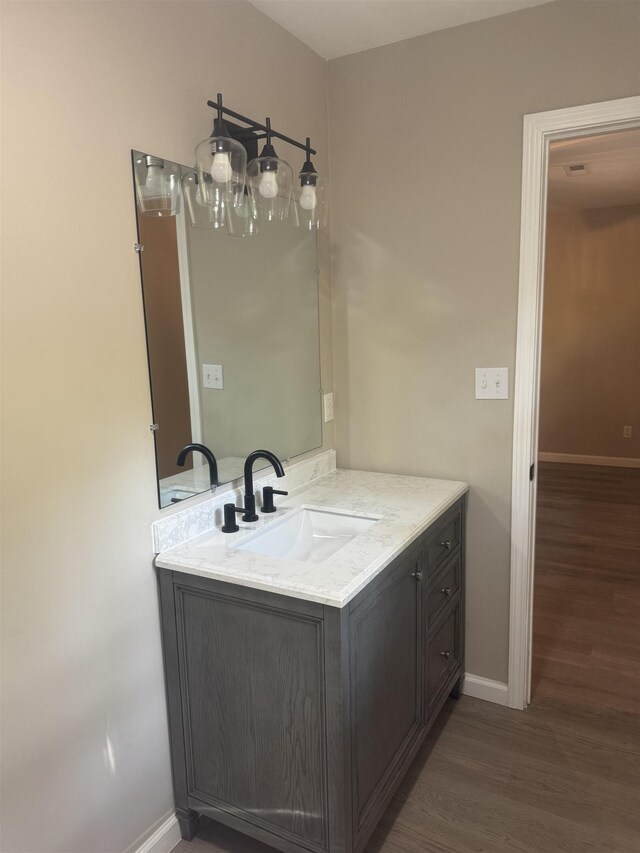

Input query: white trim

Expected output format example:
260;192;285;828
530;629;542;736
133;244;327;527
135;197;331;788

462;673;508;706
128;815;181;853
509;96;640;711
538;452;640;468
175;204;203;446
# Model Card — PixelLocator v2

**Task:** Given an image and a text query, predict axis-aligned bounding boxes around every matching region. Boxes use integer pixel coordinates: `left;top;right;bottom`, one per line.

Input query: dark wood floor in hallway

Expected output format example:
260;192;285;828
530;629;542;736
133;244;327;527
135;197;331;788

533;463;640;714
174;464;640;853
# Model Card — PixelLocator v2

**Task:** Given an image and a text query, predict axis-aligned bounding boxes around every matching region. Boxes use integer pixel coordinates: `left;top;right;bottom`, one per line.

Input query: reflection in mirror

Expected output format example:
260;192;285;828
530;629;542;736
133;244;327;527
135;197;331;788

132;152;322;508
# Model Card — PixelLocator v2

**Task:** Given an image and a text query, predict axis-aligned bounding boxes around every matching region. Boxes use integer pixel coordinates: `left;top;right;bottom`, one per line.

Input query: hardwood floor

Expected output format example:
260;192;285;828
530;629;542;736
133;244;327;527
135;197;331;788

533;463;640;713
173;464;640;853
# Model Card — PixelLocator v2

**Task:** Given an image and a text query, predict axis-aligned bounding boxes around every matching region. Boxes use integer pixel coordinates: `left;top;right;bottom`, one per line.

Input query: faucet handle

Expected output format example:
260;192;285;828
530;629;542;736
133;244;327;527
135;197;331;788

222;503;244;533
261;486;289;514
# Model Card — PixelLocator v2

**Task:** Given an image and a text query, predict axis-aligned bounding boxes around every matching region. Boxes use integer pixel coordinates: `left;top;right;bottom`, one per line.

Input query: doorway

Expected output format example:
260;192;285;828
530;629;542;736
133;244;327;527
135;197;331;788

508;96;640;710
532;129;640;709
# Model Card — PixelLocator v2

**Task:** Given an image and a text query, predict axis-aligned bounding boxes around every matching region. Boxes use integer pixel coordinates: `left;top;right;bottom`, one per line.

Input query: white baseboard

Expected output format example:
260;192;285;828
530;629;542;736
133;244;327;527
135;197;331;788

130;815;181;853
538;452;640;469
462;673;509;706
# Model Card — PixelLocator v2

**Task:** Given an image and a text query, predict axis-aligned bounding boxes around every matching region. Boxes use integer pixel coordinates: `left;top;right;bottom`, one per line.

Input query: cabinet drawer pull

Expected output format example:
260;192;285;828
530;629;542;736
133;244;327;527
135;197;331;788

411;570;422;581
440;586;452;597
440;540;452;550
440;650;451;659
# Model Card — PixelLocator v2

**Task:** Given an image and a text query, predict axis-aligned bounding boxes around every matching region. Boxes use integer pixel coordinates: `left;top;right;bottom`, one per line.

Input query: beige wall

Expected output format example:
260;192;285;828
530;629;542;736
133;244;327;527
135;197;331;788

328;0;639;683
540;205;640;459
0;3;331;851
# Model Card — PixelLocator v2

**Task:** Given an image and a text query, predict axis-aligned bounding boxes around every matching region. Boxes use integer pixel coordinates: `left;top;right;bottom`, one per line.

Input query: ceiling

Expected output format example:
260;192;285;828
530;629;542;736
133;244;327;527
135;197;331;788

548;129;640;211
249;0;553;60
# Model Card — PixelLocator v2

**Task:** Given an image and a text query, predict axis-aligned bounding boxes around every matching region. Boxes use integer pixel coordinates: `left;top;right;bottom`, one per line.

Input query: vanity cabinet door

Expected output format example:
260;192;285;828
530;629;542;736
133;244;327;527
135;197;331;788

348;545;424;847
174;581;329;852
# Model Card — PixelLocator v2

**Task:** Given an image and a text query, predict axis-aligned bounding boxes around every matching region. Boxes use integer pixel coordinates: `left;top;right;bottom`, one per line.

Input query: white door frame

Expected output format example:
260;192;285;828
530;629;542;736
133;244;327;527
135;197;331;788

507;95;640;711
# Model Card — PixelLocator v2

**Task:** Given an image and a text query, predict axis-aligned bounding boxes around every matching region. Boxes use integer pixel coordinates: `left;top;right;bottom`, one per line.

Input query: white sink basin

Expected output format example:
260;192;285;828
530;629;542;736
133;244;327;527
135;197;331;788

233;507;379;563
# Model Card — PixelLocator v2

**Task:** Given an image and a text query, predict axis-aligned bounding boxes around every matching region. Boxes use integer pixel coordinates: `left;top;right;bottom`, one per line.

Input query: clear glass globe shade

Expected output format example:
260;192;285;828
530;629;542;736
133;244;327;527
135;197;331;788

236;197;250;219
195;182;207;207
134;152;180;216
299;185;317;210
211;151;233;183
259;171;279;199
143;165;167;198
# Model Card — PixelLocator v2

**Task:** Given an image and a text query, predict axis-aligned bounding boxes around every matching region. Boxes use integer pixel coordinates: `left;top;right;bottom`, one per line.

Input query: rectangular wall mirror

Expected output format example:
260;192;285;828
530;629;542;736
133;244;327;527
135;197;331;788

132;151;323;508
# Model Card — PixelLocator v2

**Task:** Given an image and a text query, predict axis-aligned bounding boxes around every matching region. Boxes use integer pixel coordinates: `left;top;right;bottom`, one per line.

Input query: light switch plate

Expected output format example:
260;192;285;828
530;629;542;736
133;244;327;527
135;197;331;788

323;392;334;422
475;367;508;399
203;364;223;390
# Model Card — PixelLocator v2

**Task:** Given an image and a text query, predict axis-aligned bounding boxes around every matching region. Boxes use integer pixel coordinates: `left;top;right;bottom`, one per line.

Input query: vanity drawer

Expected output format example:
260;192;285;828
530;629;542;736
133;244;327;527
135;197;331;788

426;552;462;629
426;506;462;572
426;605;460;709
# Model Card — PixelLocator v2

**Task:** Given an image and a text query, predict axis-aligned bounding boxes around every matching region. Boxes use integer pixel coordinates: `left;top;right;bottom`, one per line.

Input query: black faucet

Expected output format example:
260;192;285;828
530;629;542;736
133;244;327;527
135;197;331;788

176;443;218;489
242;449;285;521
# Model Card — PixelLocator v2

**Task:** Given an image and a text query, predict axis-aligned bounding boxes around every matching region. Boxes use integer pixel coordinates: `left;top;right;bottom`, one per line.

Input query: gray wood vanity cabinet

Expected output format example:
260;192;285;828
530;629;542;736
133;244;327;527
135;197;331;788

157;497;465;853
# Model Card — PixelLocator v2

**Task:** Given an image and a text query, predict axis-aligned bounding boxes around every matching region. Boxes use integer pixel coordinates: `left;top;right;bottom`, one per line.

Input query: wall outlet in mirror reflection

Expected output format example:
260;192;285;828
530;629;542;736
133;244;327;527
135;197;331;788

203;363;223;390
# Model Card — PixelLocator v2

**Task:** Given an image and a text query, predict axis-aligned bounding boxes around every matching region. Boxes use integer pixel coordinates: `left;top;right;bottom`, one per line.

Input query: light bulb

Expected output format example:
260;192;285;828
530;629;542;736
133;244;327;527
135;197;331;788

299;184;317;210
259;170;279;199
211;151;232;183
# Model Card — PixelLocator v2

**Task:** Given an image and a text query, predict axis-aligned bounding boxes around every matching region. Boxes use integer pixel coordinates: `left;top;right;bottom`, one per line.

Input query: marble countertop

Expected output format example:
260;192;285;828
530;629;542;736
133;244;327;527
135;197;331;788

155;468;469;608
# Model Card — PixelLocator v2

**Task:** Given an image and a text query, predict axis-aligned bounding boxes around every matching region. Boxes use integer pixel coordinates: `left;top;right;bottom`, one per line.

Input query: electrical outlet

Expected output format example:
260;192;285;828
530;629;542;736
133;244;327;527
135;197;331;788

623;425;632;439
323;392;334;423
202;364;223;390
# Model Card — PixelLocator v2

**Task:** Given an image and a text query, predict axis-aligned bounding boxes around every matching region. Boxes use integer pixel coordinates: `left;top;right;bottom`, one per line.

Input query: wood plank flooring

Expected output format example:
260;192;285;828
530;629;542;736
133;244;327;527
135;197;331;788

532;463;640;713
173;464;640;853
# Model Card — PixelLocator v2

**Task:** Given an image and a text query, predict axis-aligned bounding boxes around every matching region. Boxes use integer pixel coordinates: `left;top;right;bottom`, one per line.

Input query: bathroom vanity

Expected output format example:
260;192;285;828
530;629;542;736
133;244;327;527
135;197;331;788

156;468;467;853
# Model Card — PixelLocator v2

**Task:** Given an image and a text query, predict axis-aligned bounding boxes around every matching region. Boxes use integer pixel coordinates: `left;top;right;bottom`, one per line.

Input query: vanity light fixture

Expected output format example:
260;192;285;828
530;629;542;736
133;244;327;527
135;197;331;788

134;154;181;217
199;94;327;231
134;95;326;230
195;93;247;211
294;138;327;231
247;118;293;222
